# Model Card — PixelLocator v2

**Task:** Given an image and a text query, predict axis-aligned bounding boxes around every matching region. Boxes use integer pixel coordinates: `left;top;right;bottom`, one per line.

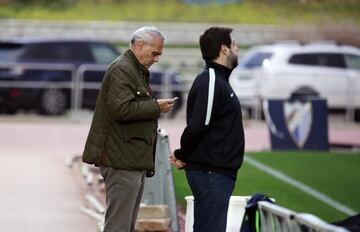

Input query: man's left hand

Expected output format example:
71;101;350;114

169;153;186;170
157;99;175;113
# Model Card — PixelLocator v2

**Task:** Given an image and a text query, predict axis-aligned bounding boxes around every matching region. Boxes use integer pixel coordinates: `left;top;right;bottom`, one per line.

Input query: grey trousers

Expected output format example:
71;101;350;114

100;166;146;232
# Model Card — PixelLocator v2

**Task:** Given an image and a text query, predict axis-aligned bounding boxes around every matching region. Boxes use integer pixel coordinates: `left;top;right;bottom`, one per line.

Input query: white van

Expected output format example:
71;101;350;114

230;42;360;120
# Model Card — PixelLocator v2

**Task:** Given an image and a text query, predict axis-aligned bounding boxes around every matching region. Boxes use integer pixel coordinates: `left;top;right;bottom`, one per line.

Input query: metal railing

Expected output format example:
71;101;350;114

258;201;350;232
142;128;180;232
66;128;180;232
0;62;191;114
1;61;358;122
75;63;108;110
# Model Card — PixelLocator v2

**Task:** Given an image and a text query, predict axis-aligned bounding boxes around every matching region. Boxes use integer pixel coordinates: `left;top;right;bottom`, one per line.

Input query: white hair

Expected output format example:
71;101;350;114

130;26;165;46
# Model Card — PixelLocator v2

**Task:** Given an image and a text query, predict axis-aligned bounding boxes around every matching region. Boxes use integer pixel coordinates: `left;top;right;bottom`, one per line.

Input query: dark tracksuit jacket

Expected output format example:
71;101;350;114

174;61;245;179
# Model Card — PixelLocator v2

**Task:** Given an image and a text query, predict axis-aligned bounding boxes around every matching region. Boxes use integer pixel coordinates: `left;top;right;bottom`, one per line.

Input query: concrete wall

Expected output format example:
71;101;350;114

1;19;359;46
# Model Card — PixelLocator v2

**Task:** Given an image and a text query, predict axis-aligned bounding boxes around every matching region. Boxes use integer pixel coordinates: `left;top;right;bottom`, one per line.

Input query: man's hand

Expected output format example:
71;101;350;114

157;99;175;113
169;154;186;170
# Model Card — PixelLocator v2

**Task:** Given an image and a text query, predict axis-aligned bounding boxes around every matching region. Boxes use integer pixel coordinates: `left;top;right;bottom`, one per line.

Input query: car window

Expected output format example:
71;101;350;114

66;43;93;62
90;43;119;64
240;52;273;68
0;43;24;62
20;42;93;63
289;53;346;69
344;54;360;70
21;43;61;61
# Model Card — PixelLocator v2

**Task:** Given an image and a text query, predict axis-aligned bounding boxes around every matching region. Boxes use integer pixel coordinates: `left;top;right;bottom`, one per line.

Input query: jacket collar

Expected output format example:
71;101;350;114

124;49;149;76
205;61;233;80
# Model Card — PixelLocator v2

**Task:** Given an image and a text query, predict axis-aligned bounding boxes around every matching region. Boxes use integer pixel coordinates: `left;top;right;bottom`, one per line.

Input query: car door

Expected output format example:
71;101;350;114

81;42;119;109
288;53;348;109
312;53;348;108
344;54;360;109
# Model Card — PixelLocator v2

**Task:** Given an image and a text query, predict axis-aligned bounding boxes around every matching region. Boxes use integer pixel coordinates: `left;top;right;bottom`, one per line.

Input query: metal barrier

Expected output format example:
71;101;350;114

66;128;180;232
0;62;191;115
0;62;77;110
1;61;357;122
76;63;108;110
292;213;350;232
258;201;295;232
258;201;350;232
142;128;180;232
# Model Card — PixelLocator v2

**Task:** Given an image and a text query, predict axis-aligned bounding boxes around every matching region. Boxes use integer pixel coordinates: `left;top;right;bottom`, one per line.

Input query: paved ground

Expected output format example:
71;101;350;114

0;111;358;231
0;117;96;232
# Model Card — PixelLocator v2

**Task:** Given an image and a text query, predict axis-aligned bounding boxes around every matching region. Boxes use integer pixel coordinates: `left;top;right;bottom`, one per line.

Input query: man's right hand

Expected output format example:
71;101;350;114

157;99;175;113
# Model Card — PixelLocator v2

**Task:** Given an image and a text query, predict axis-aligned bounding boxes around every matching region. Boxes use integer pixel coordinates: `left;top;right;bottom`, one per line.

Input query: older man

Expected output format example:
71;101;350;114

83;26;174;232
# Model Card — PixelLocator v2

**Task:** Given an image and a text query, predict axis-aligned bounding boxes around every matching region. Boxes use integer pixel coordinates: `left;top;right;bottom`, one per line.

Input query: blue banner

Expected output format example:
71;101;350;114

264;98;329;150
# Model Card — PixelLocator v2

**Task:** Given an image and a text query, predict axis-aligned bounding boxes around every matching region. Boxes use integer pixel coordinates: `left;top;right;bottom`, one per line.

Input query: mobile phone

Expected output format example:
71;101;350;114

167;97;179;104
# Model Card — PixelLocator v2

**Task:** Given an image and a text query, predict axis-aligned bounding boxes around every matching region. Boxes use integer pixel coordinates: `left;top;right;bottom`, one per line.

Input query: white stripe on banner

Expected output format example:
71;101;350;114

205;68;215;125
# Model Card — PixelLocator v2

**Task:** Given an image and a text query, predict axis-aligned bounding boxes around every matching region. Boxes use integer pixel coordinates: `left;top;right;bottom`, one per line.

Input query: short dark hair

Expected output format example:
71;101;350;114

199;27;233;62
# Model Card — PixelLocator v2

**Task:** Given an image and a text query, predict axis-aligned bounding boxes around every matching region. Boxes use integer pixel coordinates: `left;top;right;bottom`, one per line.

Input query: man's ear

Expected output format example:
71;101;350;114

135;40;144;50
221;44;229;55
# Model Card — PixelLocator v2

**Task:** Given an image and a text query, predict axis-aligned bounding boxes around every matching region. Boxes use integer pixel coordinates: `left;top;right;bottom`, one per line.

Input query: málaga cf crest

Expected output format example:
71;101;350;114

284;101;313;148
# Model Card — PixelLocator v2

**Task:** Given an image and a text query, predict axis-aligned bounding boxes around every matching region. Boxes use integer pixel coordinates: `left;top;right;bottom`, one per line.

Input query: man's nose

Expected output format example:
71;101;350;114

154;55;160;63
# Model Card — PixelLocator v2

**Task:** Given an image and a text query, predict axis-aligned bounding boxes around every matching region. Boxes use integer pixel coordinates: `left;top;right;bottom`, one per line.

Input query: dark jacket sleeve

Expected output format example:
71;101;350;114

105;66;160;122
174;74;212;161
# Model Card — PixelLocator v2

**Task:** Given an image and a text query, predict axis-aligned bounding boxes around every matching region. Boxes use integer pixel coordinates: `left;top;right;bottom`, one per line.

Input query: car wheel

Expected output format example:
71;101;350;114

0;104;17;114
4;107;17;115
355;109;360;122
38;88;67;115
290;87;319;101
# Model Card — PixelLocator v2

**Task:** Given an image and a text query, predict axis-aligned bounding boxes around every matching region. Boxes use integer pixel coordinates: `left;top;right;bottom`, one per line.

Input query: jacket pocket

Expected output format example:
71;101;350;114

120;133;154;170
100;149;108;166
135;87;151;101
124;133;152;145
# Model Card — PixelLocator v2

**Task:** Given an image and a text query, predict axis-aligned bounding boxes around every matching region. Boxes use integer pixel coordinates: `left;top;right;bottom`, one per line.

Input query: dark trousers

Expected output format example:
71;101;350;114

186;170;235;232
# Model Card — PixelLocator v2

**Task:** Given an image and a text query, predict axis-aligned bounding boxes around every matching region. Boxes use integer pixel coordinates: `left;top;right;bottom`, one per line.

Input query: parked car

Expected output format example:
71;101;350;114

230;42;360;120
0;39;183;115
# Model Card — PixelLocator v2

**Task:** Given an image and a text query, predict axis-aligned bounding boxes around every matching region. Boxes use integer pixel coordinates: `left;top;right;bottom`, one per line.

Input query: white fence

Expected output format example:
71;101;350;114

258;201;350;232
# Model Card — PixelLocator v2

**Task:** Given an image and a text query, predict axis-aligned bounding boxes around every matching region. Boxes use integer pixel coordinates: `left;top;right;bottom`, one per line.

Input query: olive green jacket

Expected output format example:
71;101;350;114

82;49;160;176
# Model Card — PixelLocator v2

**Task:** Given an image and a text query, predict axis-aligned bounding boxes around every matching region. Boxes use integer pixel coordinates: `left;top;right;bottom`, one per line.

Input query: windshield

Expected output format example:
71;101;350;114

344;54;360;70
0;43;24;62
239;51;273;68
90;43;120;64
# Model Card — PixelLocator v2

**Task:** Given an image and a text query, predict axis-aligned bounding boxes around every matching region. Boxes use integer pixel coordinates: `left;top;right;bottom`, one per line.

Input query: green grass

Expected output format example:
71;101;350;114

172;151;360;222
0;0;359;25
